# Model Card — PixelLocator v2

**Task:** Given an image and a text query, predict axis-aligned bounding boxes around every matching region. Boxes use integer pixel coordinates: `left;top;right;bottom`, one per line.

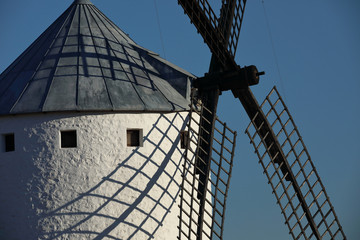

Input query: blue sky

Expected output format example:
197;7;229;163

0;0;359;239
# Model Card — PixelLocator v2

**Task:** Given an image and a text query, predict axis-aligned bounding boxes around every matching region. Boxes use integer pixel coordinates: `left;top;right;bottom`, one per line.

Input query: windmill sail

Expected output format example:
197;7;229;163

178;0;247;68
177;0;346;239
221;0;247;57
179;92;237;240
246;86;346;240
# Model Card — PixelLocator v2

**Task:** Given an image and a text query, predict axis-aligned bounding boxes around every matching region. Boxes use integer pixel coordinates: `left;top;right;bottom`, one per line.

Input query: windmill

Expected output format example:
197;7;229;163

0;0;352;239
176;1;347;239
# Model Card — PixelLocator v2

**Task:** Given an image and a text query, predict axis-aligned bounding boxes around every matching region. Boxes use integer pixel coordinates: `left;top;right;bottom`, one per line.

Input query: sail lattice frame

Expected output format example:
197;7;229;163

178;91;237;240
245;86;346;240
178;0;247;69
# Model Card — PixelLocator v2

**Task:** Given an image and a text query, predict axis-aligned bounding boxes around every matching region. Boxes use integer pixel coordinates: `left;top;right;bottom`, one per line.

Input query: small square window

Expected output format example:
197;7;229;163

127;129;143;147
3;133;15;152
61;130;77;148
180;131;189;149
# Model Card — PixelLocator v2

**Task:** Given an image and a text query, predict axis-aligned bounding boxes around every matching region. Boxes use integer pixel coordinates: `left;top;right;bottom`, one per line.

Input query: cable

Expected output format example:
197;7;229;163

153;0;167;59
261;0;287;100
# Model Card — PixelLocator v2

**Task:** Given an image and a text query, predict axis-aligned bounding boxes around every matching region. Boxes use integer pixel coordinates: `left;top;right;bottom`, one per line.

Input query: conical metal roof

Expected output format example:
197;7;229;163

0;0;193;115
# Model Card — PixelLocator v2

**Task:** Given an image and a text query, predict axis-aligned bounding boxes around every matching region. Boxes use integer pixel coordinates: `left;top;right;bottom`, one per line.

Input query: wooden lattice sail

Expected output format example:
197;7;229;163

177;0;346;239
245;87;346;240
179;92;237;240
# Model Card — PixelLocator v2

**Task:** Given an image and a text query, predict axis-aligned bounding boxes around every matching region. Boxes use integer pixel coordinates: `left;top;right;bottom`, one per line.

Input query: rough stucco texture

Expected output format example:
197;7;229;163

0;111;189;239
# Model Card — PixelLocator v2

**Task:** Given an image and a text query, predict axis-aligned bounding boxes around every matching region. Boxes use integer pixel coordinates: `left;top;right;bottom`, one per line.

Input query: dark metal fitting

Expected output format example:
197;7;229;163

193;65;264;92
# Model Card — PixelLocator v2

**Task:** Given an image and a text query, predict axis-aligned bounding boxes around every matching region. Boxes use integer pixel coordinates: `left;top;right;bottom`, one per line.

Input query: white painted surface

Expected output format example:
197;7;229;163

0;111;189;239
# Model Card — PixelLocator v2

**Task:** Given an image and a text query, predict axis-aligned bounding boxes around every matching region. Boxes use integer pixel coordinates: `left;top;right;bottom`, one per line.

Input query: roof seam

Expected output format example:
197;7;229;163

92;7;136;100
91;4;137;45
41;5;79;111
83;5;114;109
41;5;79;112
76;4;81;107
119;45;147;110
85;5;114;108
90;5;147;110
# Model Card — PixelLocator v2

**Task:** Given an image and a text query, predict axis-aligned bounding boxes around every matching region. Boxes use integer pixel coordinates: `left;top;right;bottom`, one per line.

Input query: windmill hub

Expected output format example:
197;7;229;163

193;65;264;92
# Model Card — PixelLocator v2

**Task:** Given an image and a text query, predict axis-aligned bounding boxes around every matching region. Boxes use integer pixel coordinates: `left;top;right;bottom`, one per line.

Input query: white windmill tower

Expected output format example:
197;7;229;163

0;0;195;239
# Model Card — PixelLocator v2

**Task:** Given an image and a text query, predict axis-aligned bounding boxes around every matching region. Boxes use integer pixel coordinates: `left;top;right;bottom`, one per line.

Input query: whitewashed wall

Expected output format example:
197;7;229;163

0;111;189;239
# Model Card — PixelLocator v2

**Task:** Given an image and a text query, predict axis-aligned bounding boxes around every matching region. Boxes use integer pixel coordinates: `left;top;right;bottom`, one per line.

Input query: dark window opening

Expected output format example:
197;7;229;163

61;130;77;148
4;133;15;152
180;131;189;149
127;129;142;147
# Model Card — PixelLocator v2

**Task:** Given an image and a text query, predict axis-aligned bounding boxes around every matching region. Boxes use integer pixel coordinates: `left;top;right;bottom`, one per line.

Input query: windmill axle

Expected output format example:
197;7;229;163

194;65;263;92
